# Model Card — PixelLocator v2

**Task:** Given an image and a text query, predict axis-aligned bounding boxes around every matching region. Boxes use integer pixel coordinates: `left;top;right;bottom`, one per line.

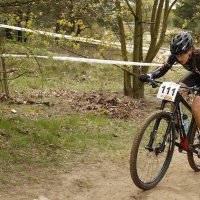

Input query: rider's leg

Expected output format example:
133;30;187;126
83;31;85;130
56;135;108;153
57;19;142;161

178;72;198;97
176;73;199;131
179;72;200;129
192;96;200;129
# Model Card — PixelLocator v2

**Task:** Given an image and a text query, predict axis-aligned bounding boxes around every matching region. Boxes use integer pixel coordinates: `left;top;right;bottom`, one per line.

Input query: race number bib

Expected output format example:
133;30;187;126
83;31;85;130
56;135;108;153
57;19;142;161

157;82;180;102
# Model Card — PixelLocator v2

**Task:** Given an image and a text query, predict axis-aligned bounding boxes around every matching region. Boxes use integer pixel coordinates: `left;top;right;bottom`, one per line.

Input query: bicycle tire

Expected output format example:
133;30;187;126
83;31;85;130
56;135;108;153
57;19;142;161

130;110;175;190
187;124;200;171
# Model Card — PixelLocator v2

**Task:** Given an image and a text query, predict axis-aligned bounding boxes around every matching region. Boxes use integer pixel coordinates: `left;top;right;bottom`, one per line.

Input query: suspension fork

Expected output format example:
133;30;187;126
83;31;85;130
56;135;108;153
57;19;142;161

145;119;173;153
146;100;179;153
145;118;161;151
145;101;175;152
157;101;183;153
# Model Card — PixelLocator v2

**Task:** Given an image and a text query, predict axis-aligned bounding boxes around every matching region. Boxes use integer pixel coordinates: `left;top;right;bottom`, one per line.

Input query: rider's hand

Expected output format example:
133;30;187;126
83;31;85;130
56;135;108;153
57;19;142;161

138;74;151;82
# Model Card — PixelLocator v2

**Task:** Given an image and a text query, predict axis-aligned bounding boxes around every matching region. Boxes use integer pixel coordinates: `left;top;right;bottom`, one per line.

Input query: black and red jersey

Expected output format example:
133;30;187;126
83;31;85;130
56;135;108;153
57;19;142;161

151;49;200;79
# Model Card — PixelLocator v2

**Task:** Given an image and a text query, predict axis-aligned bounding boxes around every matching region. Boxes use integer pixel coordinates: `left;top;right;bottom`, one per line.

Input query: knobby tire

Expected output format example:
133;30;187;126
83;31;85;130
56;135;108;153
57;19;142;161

130;110;175;190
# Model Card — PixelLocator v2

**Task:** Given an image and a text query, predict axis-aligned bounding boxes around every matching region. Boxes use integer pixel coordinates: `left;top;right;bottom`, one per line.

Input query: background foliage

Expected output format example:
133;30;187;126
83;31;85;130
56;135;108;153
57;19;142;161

0;0;198;97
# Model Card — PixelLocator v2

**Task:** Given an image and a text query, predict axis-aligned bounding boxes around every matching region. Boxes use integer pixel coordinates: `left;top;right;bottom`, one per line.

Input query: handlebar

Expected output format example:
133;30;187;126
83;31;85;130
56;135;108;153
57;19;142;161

146;78;200;93
145;78;162;88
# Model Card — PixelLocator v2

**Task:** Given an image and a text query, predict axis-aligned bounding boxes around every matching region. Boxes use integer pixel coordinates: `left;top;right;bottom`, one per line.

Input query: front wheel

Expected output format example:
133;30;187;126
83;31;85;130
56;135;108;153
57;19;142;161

130;110;175;190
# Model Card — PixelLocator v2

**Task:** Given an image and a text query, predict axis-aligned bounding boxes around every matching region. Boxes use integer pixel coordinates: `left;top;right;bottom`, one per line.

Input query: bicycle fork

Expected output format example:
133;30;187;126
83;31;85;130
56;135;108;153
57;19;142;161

145;117;173;155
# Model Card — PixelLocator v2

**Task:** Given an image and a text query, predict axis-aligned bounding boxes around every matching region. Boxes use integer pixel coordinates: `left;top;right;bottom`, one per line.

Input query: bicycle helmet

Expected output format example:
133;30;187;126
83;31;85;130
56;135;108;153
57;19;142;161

170;32;193;55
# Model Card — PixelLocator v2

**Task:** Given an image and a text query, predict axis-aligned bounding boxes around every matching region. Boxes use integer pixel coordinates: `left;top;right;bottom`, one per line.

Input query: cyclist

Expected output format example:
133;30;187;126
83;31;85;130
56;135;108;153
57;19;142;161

139;32;200;129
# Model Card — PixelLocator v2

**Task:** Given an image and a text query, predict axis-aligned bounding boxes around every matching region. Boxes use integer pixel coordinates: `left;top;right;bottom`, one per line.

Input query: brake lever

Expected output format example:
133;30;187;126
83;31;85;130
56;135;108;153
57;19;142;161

148;79;158;88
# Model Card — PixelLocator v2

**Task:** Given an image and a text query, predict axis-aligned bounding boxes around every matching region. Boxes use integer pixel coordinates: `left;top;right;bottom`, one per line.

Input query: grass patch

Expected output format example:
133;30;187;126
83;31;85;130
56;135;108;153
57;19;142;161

0;112;137;184
9;61;123;94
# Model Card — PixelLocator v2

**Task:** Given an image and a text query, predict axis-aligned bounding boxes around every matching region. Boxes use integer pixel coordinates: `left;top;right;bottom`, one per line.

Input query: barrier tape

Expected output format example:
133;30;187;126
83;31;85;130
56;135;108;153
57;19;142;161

0;24;180;69
0;24;170;55
0;54;182;67
0;24;126;48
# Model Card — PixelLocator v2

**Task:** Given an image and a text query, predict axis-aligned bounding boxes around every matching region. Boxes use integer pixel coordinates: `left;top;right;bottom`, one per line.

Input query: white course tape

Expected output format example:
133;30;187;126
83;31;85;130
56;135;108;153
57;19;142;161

0;24;170;55
0;24;121;47
52;56;162;66
1;54;182;67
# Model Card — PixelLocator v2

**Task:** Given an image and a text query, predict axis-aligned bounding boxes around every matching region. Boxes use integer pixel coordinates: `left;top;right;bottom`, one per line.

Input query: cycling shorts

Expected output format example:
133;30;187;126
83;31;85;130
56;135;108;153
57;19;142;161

179;72;200;95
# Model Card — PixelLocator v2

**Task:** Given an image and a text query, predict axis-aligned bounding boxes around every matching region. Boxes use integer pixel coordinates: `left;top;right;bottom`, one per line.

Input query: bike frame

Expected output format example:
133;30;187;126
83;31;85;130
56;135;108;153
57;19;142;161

146;91;196;154
160;92;196;152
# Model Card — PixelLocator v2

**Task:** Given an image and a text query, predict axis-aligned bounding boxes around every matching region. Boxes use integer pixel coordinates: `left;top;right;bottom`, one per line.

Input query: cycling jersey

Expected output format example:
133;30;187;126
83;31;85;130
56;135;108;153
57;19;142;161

151;49;200;79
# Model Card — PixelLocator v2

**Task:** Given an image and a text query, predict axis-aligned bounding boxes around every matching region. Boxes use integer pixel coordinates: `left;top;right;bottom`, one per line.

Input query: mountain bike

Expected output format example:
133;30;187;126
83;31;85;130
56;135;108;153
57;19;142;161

130;78;200;190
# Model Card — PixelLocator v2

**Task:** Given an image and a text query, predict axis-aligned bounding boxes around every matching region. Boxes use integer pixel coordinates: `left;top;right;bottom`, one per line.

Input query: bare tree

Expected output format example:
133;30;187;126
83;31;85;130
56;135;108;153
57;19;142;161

116;0;178;98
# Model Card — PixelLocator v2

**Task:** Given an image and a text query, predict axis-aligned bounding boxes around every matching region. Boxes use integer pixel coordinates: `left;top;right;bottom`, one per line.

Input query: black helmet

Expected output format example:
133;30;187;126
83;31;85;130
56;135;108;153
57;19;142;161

170;32;193;55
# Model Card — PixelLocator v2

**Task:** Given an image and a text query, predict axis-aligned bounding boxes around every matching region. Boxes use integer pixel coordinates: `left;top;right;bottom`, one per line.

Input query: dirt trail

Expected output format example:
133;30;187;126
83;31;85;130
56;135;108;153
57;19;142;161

1;149;200;200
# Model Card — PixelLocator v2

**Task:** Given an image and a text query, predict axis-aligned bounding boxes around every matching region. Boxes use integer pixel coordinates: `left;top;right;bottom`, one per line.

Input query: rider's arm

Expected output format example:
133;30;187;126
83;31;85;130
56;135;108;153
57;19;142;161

151;54;177;79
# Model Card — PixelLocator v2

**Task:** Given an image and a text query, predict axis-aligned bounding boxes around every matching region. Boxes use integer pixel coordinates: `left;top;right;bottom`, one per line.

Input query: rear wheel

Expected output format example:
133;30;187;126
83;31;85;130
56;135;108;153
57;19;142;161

187;124;200;171
130;110;175;190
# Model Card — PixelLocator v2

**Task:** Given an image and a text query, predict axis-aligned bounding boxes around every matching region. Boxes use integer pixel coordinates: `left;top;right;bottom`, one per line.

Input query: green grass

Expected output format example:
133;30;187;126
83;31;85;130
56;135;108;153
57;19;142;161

9;60;123;93
0;112;137;184
0;113;137;161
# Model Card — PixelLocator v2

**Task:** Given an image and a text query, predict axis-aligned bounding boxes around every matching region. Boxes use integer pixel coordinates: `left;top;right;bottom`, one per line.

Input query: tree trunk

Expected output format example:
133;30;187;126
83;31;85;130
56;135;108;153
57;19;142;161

132;0;144;98
17;8;23;42
0;57;9;97
115;0;133;96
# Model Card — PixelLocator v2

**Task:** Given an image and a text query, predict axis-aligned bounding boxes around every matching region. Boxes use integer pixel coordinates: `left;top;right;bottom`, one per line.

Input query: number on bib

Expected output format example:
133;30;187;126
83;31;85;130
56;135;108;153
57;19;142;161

157;82;180;102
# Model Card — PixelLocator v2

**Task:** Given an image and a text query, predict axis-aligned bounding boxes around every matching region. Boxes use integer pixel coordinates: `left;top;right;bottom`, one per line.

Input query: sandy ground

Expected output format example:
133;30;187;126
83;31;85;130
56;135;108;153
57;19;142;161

1;149;200;200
